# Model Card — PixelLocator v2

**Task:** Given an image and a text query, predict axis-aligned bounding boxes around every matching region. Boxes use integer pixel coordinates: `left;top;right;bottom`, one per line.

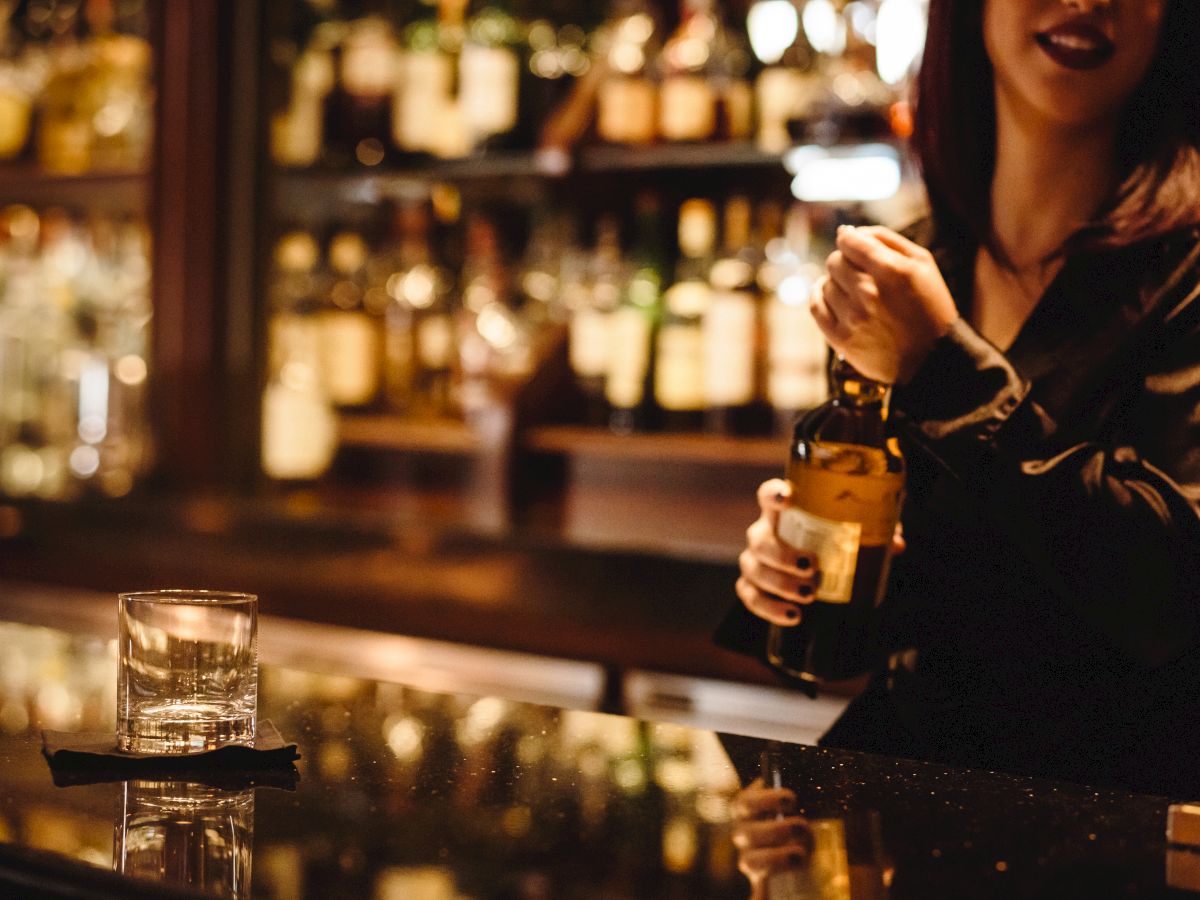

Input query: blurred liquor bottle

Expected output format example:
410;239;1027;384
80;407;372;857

318;230;383;409
657;0;718;143
704;195;766;435
330;12;400;167
746;0;822;153
261;231;338;482
594;0;659;146
395;0;468;159
381;199;457;417
763;203;831;434
606;191;664;434
459;0;523;152
567;215;621;427
655;198;714;432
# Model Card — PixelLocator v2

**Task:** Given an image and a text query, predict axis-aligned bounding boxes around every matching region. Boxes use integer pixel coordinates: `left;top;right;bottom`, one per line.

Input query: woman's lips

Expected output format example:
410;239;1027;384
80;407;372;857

1035;22;1115;70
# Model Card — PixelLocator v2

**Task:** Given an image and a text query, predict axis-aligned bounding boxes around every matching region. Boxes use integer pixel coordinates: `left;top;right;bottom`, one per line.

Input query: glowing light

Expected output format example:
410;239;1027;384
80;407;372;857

802;0;844;55
747;0;800;65
876;0;927;84
785;143;902;202
115;354;147;386
69;445;101;478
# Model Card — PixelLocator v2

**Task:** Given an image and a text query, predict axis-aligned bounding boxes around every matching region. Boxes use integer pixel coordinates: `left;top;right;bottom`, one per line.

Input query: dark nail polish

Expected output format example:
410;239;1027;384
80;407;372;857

797;556;811;570
799;586;813;599
784;607;799;621
788;852;806;866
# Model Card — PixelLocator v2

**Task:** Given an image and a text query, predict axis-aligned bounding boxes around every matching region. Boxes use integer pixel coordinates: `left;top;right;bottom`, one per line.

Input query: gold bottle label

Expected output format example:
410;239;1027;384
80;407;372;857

606;307;651;408
703;291;756;406
659;76;715;141
778;506;861;603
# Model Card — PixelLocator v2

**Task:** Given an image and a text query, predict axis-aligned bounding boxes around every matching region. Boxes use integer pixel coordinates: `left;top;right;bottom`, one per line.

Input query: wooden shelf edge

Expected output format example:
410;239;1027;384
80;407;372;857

338;414;482;454
523;425;783;467
0;166;151;210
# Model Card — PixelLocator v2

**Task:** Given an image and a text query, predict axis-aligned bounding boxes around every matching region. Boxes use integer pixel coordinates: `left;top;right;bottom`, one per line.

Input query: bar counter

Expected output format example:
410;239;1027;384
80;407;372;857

0;598;1197;899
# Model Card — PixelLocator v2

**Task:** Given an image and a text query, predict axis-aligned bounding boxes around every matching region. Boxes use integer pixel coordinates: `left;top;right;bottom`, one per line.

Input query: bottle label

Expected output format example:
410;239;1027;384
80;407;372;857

459;45;519;137
605;307;651;408
417;313;455;369
395;52;455;151
319;311;380;406
777;506;861;604
659;76;715;142
569;308;611;378
703;291;756;406
341;34;398;97
597;78;657;144
655;324;705;411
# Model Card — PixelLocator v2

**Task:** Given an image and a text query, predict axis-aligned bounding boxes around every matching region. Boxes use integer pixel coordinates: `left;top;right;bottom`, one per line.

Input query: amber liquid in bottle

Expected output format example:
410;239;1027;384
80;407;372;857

767;359;904;684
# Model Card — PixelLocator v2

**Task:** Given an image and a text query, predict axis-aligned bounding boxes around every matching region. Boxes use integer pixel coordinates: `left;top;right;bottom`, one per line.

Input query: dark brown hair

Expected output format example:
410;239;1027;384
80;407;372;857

912;0;1200;257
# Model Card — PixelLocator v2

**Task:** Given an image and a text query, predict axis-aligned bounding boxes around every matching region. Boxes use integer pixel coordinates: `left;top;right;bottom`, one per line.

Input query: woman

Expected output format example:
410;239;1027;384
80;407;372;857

723;0;1200;798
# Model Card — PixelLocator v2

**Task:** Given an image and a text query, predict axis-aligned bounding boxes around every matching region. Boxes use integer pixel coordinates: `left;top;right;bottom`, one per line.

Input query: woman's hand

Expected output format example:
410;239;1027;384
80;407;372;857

811;225;958;385
737;479;822;627
732;777;812;899
738;479;905;627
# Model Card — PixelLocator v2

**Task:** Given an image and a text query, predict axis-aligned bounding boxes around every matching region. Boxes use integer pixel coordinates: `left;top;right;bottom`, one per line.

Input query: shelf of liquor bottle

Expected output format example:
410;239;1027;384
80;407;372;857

337;414;482;454
0;165;150;212
523;425;783;468
271;142;784;199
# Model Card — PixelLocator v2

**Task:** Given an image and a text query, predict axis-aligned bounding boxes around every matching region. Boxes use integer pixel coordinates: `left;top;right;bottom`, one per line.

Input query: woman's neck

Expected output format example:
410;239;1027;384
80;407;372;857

990;90;1120;268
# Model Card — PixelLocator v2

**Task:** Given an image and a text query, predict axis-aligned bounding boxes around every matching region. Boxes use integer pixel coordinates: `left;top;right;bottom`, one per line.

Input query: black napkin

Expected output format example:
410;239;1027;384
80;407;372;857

42;719;300;788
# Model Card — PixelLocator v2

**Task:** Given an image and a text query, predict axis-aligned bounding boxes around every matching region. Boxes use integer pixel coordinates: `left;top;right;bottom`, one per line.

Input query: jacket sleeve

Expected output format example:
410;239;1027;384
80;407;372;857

890;273;1200;668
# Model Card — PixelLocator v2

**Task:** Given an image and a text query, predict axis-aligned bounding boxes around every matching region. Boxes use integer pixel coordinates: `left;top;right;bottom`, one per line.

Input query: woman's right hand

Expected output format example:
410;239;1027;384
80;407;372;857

737;478;905;627
736;479;821;627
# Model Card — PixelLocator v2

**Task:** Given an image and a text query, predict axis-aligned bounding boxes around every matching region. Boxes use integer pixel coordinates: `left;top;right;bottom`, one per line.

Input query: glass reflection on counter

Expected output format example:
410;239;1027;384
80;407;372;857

115;780;254;899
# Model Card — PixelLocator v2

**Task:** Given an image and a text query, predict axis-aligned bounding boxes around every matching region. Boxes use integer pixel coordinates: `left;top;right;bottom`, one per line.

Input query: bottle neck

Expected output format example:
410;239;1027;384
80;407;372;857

829;356;888;407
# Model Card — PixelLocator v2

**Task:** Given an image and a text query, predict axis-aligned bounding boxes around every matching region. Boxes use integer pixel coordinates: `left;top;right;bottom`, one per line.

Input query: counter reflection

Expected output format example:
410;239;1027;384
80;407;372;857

115;779;254;898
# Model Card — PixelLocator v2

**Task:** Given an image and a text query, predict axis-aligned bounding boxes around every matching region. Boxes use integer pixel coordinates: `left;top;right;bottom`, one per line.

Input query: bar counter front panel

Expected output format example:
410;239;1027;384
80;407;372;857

0;602;1198;899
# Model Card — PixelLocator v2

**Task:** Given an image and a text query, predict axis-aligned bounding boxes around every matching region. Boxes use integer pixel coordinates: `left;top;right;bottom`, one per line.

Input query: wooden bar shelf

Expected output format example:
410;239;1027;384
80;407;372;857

523;425;783;468
338;414;483;454
0;166;150;211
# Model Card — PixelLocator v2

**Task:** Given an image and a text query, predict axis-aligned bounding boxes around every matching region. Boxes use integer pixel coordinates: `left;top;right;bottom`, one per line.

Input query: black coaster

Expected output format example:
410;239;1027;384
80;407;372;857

42;719;300;788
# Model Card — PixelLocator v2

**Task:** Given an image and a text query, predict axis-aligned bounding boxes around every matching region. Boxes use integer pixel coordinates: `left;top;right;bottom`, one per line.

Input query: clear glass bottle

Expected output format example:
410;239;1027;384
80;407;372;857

656;0;719;143
767;358;905;684
459;0;522;152
568;215;621;427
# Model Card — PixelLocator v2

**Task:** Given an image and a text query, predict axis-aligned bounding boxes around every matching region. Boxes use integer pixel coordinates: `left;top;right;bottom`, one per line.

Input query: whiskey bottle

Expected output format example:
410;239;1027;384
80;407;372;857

568;215;621;427
606;191;664;433
767;357;905;684
594;0;659;146
459;0;522;151
654;198;714;431
334;16;399;167
318;230;382;409
394;0;464;158
703;195;762;435
656;0;719;143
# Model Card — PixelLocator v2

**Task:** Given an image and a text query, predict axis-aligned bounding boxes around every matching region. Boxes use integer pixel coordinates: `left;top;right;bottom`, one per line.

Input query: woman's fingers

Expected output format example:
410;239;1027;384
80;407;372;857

738;845;812;880
755;478;791;532
739;551;816;605
810;276;850;348
732;782;797;820
892;522;906;556
835;225;910;277
737;577;805;626
746;517;817;578
732;816;813;851
850;224;928;259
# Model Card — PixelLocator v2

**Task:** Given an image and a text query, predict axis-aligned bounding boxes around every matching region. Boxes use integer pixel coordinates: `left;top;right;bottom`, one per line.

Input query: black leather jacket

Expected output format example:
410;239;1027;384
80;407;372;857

716;218;1200;795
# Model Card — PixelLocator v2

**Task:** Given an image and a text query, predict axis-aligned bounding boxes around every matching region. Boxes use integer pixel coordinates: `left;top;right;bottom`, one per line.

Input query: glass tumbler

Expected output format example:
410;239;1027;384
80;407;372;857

117;590;258;754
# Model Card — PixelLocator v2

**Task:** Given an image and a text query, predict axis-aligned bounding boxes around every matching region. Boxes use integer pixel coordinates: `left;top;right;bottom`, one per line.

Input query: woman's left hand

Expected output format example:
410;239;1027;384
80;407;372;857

812;225;959;385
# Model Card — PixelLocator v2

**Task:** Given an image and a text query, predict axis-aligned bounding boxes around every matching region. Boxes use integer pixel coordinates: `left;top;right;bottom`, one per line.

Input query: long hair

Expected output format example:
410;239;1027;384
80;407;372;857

912;0;1200;257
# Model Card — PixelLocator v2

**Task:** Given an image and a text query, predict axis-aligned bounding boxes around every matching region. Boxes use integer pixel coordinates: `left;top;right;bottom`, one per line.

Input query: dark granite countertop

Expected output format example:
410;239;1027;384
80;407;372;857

0;614;1197;899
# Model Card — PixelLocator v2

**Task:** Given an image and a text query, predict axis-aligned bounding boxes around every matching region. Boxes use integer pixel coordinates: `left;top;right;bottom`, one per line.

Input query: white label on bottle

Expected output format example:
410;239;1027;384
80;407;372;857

655;324;705;411
597;78;657;144
459;45;519;137
569;308;611;379
417;313;455;369
319;311;380;406
261;381;338;481
767;299;829;410
659;76;715;142
341;33;398;97
777;506;861;604
703;291;757;406
395;52;454;151
605;307;651;408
